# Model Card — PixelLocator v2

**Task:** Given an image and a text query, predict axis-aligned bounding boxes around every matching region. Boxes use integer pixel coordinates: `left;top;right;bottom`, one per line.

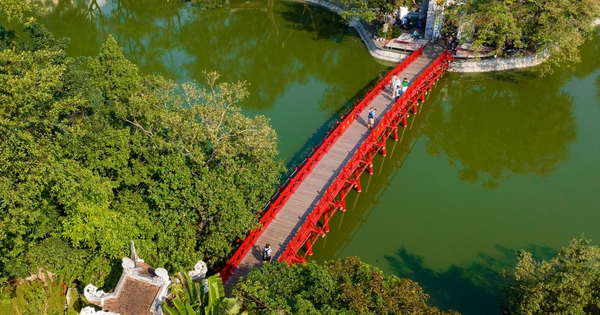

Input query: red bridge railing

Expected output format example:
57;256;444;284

220;47;425;282
279;50;454;264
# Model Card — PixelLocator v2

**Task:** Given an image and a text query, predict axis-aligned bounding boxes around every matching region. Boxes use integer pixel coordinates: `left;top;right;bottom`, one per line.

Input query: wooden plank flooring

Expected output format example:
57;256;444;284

224;45;445;292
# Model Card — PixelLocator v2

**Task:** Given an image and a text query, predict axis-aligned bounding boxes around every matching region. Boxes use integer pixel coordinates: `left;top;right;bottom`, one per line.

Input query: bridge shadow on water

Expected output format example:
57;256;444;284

282;73;387;178
384;244;558;315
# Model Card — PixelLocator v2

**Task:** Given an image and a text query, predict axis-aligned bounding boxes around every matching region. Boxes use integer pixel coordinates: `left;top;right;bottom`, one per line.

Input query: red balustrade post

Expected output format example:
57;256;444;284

354;169;362;192
306;238;313;256
393;126;398;141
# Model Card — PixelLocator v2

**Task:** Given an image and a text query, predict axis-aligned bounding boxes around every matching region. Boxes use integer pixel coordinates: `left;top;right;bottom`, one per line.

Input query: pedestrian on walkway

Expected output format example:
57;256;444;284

434;29;440;44
412;29;420;40
389;74;398;95
262;244;272;263
367;107;377;129
392;75;401;98
447;35;454;50
402;78;409;94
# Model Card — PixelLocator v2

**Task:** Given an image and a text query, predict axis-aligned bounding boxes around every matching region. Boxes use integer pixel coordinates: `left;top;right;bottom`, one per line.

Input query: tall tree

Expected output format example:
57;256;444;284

0;23;284;286
443;0;600;73
502;236;600;314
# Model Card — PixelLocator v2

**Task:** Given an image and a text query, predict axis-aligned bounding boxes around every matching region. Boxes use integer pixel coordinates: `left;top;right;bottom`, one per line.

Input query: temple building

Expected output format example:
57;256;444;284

80;242;171;315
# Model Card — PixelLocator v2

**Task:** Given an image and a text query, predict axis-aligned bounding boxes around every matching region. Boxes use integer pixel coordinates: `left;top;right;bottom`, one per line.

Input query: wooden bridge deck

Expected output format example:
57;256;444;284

224;45;445;291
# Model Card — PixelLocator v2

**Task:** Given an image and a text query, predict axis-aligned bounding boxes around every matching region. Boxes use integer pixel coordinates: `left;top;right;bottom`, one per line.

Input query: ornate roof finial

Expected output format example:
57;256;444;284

131;240;140;262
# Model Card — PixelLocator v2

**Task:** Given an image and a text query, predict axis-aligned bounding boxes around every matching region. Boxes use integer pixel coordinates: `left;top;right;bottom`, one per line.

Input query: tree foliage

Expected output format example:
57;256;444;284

337;0;408;24
502;236;600;314
0;272;79;315
0;0;35;22
443;0;600;73
0;22;284;286
232;257;460;315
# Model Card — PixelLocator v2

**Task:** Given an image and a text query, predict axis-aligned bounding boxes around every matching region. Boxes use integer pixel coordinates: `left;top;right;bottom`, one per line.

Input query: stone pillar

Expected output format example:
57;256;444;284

421;0;429;17
424;0;439;40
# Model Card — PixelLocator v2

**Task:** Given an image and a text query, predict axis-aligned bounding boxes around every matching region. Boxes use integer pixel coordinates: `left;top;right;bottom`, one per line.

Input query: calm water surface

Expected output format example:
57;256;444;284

7;2;600;314
10;0;387;168
309;30;600;314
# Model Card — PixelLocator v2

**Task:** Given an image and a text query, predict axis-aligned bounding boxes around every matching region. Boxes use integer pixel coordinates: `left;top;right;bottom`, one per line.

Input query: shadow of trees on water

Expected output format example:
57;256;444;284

423;69;577;189
384;244;558;315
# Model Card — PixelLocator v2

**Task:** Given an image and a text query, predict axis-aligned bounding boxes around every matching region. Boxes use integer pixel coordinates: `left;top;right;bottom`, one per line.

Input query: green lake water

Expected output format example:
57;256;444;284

7;0;389;170
6;1;600;314
309;30;600;314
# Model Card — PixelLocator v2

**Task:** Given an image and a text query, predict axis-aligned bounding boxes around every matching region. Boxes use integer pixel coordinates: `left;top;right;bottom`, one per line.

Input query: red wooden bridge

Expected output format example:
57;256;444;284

220;45;454;291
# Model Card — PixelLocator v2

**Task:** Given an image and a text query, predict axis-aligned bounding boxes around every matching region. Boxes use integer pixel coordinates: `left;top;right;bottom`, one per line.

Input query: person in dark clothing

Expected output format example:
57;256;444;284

262;244;272;263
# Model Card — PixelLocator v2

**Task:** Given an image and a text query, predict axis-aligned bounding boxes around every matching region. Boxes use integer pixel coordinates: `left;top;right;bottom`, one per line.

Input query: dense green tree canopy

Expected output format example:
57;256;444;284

0;0;34;22
0;22;284;286
233;257;460;315
0;272;79;315
443;0;600;73
502;236;600;314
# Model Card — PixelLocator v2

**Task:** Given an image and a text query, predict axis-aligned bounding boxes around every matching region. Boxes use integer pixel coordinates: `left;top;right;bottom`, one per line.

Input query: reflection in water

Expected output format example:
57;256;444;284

13;0;387;167
597;75;600;103
423;71;577;188
570;28;600;80
26;0;385;114
384;244;558;314
309;32;600;315
12;2;600;314
308;100;436;260
32;0;103;56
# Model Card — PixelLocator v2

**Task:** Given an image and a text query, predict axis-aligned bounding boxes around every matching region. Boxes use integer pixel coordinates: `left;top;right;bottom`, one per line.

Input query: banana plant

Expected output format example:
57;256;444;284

162;272;245;315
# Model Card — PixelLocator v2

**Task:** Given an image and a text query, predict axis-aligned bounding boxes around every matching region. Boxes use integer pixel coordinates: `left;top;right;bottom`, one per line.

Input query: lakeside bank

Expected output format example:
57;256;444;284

296;0;600;73
447;18;600;72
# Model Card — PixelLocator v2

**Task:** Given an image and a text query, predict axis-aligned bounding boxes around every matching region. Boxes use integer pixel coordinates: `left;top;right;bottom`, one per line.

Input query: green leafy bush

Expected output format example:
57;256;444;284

233;257;460;315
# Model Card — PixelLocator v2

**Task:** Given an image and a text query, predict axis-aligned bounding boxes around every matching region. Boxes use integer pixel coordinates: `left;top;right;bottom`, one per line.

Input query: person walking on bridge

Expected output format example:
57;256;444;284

389;75;398;96
262;244;272;263
367;107;377;129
